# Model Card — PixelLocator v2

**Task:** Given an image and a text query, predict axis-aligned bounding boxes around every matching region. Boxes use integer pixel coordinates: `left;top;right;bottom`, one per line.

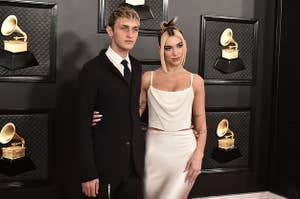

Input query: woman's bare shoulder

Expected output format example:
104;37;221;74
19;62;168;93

141;70;154;88
142;71;151;81
191;73;204;87
191;73;204;82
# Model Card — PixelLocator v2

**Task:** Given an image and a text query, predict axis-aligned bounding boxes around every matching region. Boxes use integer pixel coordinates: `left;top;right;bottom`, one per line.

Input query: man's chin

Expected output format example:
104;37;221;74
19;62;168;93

117;44;135;53
124;43;135;50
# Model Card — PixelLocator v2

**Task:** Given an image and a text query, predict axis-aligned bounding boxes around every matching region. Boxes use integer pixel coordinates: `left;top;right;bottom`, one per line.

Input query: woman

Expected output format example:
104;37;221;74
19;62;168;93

139;17;207;199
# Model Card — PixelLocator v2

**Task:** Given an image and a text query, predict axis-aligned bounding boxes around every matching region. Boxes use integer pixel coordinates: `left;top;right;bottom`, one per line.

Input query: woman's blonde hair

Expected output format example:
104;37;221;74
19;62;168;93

158;17;187;72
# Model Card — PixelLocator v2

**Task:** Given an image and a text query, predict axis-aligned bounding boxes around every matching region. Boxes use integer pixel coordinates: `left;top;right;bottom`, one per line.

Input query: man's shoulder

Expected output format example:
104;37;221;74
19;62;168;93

129;54;141;65
82;49;108;71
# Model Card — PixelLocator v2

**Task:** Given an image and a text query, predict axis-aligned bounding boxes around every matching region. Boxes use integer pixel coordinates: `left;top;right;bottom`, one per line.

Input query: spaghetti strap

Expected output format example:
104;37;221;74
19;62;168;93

190;74;194;86
150;71;154;86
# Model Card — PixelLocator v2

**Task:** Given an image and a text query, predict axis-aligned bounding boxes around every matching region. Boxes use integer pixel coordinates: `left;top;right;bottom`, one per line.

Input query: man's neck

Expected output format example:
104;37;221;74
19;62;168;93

110;45;129;59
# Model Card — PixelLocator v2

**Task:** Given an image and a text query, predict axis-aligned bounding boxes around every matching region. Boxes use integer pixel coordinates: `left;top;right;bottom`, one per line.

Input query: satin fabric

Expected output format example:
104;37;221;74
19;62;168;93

144;72;196;199
147;72;194;132
144;129;196;199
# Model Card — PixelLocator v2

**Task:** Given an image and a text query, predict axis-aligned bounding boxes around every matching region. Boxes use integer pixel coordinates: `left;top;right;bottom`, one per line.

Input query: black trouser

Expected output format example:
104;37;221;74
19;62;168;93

82;151;144;199
81;172;143;199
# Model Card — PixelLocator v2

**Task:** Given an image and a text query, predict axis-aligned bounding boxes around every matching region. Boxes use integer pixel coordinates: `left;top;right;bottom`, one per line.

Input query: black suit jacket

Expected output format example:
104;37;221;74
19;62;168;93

77;49;144;183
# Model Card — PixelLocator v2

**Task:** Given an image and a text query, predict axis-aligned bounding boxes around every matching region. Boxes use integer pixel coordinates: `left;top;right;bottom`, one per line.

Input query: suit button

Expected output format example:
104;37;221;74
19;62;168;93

125;141;131;146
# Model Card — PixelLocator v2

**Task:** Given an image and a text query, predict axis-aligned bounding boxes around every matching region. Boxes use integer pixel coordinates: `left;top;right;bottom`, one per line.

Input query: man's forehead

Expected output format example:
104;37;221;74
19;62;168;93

115;17;140;26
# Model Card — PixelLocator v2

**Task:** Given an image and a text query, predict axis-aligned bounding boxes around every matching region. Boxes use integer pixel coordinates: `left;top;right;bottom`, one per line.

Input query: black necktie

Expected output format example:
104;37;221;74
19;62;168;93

121;59;131;84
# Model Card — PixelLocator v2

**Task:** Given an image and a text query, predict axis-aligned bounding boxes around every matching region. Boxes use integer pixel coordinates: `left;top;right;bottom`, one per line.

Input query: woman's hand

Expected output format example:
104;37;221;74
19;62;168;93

92;111;103;126
184;149;203;184
81;178;99;197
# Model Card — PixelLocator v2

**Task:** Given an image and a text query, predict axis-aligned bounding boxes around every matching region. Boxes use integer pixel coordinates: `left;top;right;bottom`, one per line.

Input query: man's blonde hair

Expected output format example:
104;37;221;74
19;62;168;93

107;3;140;28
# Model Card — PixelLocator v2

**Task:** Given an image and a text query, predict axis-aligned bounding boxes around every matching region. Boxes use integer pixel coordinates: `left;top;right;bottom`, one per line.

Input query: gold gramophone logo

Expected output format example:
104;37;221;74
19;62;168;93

211;118;242;163
0;122;36;176
216;118;235;150
0;122;26;160
214;28;245;74
220;28;239;60
0;15;38;70
1;15;28;53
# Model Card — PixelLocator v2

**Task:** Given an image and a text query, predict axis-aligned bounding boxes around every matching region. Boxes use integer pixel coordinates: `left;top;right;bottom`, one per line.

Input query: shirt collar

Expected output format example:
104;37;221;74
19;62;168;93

106;46;130;65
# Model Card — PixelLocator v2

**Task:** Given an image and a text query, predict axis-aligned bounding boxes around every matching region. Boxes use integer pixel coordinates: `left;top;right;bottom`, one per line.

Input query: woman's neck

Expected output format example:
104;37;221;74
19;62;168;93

164;65;183;73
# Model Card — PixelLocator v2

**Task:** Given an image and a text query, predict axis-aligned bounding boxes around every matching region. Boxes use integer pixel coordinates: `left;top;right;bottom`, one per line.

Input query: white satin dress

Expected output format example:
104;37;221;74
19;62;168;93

144;71;197;199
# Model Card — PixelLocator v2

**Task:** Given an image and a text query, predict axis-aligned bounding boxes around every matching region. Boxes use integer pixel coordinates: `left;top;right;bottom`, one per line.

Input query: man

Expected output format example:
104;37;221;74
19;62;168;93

77;4;144;199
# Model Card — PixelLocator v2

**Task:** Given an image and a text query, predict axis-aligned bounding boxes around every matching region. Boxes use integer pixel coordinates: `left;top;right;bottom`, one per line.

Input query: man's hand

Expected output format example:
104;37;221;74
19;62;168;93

92;111;103;126
81;178;99;197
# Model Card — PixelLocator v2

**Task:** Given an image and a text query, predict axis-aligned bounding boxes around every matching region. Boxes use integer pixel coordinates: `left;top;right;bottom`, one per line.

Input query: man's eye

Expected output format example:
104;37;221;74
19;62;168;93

121;27;129;31
133;28;139;32
164;46;172;51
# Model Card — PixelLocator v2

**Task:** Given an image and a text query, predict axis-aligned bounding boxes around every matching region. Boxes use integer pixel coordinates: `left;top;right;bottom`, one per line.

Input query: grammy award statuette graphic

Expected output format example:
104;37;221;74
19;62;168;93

0;15;38;70
214;28;245;74
0;122;35;176
211;119;242;163
125;0;154;20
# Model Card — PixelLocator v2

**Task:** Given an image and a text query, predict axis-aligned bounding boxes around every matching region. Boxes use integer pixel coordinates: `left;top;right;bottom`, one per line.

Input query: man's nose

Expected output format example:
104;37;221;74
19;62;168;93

127;29;135;37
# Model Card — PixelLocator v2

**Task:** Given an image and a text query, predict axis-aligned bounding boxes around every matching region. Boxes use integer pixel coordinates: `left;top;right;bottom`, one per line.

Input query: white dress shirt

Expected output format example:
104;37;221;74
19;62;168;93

105;46;132;76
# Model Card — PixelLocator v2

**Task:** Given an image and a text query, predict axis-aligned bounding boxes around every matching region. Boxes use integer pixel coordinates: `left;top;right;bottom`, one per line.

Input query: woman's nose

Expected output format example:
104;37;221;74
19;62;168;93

172;48;178;55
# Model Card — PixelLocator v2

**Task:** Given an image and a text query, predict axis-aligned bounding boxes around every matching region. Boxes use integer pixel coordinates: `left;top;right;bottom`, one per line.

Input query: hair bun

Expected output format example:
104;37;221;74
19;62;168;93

159;16;178;32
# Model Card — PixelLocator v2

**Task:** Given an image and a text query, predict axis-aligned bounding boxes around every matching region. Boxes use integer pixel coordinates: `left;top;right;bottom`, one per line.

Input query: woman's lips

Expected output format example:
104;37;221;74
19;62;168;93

172;57;181;61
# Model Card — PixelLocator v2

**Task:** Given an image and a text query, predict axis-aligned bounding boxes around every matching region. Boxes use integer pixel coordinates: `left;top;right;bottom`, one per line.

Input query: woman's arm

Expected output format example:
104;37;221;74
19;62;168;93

185;74;207;184
192;74;207;157
139;71;151;116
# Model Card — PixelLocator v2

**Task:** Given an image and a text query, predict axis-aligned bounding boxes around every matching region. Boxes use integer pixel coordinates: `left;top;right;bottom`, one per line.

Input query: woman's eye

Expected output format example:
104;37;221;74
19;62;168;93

164;46;172;51
177;43;183;48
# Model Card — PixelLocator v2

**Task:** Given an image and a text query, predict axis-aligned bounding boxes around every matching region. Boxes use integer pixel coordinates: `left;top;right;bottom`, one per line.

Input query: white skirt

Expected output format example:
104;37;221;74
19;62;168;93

144;129;197;199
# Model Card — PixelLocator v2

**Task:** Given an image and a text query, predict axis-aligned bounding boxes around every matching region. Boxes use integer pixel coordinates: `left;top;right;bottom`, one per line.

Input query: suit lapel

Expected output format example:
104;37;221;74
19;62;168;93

97;49;140;87
130;56;139;86
98;49;130;85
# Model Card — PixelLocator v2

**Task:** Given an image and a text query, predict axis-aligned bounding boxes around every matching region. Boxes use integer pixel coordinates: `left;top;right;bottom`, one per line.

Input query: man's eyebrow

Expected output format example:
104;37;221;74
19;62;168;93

120;24;140;27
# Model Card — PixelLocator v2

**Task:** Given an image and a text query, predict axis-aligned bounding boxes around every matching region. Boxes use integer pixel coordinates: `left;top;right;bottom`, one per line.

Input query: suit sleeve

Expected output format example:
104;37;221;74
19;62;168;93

76;63;98;182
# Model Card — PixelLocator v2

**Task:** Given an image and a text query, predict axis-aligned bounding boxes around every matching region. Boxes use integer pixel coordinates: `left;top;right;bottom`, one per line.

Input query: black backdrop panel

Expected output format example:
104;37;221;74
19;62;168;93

0;111;50;186
202;109;252;172
199;15;258;85
0;1;57;82
98;0;168;35
141;60;160;73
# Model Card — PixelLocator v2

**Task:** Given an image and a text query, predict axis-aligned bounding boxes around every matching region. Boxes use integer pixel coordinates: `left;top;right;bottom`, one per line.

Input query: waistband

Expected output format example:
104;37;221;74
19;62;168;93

147;128;194;135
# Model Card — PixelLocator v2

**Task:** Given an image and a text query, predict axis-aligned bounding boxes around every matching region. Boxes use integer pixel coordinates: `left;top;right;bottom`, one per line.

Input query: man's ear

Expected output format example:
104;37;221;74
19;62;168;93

106;26;113;37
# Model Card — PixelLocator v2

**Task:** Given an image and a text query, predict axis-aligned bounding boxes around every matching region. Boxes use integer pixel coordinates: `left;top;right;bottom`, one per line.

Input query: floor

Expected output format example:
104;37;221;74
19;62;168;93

194;191;287;199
